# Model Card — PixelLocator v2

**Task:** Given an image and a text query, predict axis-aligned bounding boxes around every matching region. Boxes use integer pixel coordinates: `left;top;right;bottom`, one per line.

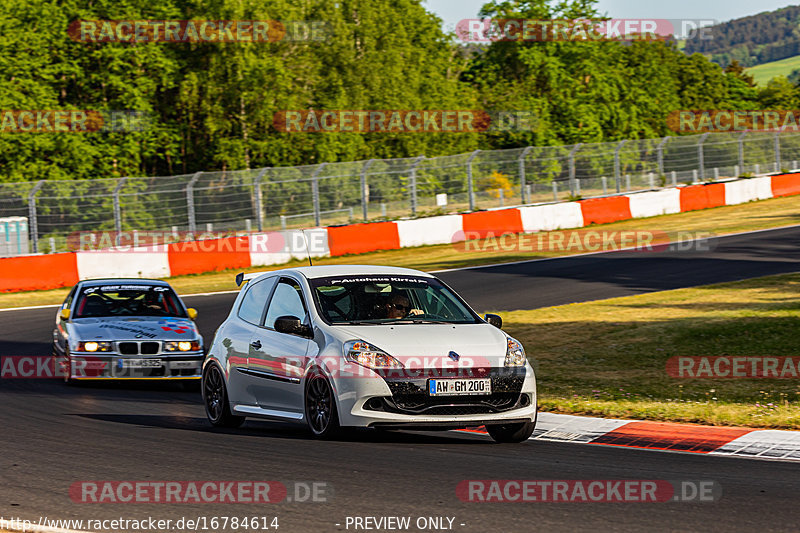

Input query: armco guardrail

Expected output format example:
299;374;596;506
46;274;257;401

2;172;799;293
2;131;800;255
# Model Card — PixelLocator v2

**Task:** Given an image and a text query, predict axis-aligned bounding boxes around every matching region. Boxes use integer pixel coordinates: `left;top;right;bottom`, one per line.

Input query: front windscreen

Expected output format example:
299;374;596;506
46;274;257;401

309;275;480;324
74;284;187;318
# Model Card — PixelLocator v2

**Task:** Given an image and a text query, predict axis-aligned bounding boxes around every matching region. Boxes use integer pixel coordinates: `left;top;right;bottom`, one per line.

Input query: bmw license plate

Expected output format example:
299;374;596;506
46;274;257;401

119;358;162;368
428;378;491;396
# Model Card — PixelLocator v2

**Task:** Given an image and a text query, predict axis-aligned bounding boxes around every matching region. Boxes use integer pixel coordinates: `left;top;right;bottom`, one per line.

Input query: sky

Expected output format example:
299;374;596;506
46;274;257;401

425;0;800;30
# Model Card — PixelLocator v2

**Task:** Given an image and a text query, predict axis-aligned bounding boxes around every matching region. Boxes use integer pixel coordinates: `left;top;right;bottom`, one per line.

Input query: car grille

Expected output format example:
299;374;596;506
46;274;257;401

116;341;161;355
372;368;527;415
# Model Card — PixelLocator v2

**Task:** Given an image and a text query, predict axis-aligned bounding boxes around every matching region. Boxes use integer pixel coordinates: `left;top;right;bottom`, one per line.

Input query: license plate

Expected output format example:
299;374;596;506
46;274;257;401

428;378;491;396
119;358;162;368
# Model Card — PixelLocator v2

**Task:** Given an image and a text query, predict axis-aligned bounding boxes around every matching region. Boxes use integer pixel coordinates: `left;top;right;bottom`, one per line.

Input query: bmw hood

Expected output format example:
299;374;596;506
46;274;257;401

68;317;200;341
333;323;509;368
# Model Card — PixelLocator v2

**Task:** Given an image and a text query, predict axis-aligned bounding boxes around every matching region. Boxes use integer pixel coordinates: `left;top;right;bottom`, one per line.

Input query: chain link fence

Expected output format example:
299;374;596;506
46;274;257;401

1;130;799;255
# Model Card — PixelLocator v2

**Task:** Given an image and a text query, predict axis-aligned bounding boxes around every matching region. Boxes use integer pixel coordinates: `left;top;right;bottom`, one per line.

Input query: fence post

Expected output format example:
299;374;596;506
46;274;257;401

27;180;44;253
568;143;582;196
311;163;327;227
186;171;202;234
774;131;782;171
409;156;425;217
113;177;128;245
360;159;375;221
518;146;533;204
614;140;628;194
552;181;558;201
466;150;480;211
698;132;709;181
738;131;746;174
253;167;269;232
657;136;670;175
601;176;607;194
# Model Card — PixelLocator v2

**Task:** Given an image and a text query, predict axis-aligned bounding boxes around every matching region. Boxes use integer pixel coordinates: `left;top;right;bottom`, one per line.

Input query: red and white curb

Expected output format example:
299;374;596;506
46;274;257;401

526;412;800;461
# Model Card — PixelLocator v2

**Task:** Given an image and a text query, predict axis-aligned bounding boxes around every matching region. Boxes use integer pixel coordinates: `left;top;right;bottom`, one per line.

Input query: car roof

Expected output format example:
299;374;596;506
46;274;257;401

252;265;434;282
79;278;171;287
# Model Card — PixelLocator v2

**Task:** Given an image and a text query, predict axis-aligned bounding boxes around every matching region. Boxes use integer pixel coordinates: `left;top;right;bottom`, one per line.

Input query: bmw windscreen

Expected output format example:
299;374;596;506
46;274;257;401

74;284;186;318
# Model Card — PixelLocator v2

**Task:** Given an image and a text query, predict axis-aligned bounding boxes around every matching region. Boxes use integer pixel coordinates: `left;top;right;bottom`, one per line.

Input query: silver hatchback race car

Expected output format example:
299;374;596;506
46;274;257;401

202;265;537;442
53;279;203;382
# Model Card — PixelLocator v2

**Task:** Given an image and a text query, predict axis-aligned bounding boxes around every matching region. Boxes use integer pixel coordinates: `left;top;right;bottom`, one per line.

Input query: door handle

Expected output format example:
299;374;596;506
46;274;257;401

250;340;262;350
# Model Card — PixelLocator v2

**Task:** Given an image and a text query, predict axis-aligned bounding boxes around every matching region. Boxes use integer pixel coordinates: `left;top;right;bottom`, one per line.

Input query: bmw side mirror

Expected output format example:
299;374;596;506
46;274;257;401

274;315;312;337
484;313;502;329
59;309;70;320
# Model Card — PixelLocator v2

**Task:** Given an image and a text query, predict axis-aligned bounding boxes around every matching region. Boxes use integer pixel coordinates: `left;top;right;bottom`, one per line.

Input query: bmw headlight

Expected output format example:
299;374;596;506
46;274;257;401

343;340;404;369
505;337;526;367
166;340;201;352
77;341;111;352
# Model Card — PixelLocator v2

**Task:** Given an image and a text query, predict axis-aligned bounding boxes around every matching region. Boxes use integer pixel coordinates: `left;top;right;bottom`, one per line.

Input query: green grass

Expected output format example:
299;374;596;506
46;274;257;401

501;272;800;429
3;192;800;309
746;54;800;86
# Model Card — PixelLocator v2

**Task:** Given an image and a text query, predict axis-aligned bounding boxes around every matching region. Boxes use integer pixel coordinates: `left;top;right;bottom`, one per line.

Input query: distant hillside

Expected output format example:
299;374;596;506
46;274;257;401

746;55;800;86
684;5;800;68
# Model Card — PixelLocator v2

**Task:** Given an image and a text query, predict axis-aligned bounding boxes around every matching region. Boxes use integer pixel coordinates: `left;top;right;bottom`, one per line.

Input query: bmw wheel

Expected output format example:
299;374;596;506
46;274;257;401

304;370;340;439
203;364;245;428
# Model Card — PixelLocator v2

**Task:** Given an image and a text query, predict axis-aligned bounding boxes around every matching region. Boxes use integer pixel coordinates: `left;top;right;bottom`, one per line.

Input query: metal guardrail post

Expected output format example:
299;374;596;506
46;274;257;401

657;136;670;176
738;131;747;174
27;180;44;253
186;171;202;234
409;156;425;216
614;140;627;194
113;177;128;245
466;150;480;211
568;143;582;195
775;131;782;172
253;167;269;232
360;159;375;221
698;132;709;181
518;146;533;204
311;163;326;227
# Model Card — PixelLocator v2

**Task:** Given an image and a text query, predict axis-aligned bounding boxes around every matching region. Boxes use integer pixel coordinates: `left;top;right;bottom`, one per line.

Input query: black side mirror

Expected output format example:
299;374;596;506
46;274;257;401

274;315;312;337
484;313;502;329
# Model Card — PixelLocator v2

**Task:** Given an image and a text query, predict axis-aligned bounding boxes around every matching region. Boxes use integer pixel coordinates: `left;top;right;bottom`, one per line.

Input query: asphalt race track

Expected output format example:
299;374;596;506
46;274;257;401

3;225;800;532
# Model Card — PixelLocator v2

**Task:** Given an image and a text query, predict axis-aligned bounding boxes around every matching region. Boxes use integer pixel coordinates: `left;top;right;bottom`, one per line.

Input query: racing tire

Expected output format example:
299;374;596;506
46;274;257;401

304;370;341;439
486;419;536;443
203;364;245;428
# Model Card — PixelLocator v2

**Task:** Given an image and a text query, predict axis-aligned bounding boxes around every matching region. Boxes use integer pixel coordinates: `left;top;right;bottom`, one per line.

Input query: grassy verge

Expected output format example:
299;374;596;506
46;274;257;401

501;272;800;429
3;193;800;309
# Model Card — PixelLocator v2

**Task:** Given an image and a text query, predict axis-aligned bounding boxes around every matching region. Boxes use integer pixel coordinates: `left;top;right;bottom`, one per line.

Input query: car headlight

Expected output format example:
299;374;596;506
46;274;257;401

343;340;404;369
166;341;201;352
77;341;111;352
505;337;526;367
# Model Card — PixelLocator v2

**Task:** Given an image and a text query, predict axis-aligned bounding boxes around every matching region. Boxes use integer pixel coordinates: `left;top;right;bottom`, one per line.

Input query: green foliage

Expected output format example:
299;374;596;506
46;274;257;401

0;0;792;190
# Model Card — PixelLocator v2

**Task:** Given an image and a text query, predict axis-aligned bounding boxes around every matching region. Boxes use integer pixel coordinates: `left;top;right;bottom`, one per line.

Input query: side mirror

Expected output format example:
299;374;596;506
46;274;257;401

187;308;198;321
60;308;70;320
484;313;502;329
274;315;312;337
